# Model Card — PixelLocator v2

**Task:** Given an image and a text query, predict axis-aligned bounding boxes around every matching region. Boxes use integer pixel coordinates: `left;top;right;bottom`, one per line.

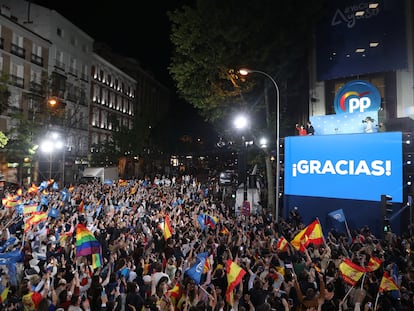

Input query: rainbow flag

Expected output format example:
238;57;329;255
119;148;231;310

379;272;399;292
225;259;246;306
75;224;101;257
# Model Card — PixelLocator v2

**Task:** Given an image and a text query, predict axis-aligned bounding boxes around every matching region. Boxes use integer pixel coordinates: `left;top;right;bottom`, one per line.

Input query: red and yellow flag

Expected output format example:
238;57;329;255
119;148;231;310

225;259;246;306
365;256;383;272
78;200;85;213
167;283;181;299
0;287;9;303
28;184;39;194
291;219;323;252
24;212;48;232
163;214;173;240
379;272;399;292
339;258;365;286
23;203;38;215
220;226;230;235
276;236;289;252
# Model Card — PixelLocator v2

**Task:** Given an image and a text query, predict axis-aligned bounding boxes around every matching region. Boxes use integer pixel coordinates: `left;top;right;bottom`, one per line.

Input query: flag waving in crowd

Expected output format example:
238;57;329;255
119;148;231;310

226;259;246;306
75;224;102;268
339;258;365;286
290;219;324;252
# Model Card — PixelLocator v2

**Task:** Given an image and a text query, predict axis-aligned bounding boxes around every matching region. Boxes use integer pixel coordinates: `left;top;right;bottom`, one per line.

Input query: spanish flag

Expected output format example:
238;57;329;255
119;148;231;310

78;200;85;214
291;219;323;252
24;212;48;232
379;272;399;292
339;258;365;286
23;203;38;215
276;236;289;252
225;259;246;306
220;226;230;235
167;283;181;299
28;183;39;194
163;214;173;240
0;287;9;303
365;256;383;272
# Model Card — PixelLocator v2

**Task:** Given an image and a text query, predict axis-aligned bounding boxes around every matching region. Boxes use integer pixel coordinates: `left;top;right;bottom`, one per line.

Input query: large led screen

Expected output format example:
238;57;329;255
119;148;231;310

284;132;403;202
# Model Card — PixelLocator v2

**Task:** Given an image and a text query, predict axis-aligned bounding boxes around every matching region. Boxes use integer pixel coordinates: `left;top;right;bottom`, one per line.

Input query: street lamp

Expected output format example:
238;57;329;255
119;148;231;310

239;68;281;223
40;132;63;179
233;114;250;212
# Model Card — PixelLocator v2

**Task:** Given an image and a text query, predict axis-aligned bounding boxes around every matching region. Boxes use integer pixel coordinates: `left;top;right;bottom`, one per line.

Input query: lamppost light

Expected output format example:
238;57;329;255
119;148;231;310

239;69;251;76
234;114;248;130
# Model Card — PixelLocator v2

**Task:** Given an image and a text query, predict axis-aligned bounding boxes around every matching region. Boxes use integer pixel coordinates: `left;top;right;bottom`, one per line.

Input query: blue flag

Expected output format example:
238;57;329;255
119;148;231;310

40;195;49;207
197;214;207;230
48;207;60;218
39;180;48;191
328;209;346;223
0;237;17;253
185;252;208;285
61;188;69;203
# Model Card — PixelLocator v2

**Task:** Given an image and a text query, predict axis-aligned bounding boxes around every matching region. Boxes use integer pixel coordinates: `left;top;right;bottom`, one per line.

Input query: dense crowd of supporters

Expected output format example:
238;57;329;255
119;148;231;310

0;176;412;311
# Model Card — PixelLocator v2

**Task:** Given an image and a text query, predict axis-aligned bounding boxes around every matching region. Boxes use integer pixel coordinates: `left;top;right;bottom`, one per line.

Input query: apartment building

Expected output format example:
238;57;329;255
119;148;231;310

0;0;168;184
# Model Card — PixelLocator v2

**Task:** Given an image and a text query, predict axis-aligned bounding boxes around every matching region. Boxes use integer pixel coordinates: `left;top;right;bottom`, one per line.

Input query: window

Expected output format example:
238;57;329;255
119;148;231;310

70;36;77;46
32;44;42;57
12;34;23;47
57;27;63;37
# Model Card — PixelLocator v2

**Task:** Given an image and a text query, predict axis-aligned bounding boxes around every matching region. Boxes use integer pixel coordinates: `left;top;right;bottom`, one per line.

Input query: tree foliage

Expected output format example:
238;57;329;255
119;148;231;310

168;0;326;130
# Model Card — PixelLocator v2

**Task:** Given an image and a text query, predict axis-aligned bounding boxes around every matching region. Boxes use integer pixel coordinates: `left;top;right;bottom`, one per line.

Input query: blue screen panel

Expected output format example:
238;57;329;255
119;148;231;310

284;132;403;202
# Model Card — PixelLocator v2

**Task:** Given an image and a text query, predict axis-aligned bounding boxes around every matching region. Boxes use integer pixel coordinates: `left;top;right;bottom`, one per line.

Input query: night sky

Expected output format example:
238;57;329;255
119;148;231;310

32;0;216;145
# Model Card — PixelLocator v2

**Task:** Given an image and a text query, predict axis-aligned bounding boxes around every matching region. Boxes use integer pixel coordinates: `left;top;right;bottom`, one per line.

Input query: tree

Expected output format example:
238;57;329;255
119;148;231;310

168;0;325;128
169;0;326;212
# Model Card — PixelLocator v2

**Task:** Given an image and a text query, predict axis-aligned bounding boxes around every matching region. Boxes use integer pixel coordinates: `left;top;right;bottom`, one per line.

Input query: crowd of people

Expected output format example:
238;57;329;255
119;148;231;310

0;175;412;311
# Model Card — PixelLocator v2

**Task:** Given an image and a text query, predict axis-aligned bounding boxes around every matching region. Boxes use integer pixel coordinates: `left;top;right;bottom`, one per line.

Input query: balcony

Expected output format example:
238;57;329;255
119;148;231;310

10;43;25;59
29;81;43;94
68;66;78;77
31;54;43;67
10;74;24;88
54;59;65;71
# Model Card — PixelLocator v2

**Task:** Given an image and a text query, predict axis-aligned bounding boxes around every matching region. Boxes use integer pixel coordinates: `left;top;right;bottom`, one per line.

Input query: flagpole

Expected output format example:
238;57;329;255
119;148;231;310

360;272;366;290
342;285;354;302
198;284;214;299
374;292;380;310
344;218;352;243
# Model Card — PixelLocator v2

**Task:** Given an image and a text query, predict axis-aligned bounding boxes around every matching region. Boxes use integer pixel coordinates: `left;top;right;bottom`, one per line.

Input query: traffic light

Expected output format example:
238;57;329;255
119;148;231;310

380;194;393;233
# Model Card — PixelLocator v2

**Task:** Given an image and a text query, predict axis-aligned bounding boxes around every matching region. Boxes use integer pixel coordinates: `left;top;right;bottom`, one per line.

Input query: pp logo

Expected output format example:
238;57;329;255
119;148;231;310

331;213;343;221
340;91;371;113
334;80;380;115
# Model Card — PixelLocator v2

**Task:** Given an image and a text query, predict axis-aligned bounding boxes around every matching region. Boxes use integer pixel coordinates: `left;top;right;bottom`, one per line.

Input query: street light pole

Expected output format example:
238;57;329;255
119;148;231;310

239;68;280;223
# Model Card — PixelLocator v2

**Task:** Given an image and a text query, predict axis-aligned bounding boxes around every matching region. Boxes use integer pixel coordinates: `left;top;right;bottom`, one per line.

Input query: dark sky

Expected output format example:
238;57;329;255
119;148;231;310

32;0;216;143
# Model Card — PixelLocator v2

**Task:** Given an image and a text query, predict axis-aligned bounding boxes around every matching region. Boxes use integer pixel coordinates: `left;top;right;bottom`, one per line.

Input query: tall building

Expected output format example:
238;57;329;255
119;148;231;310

0;0;169;184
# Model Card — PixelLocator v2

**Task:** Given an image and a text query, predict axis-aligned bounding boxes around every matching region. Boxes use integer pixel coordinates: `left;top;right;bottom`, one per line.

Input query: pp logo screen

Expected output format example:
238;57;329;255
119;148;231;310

334;80;380;115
